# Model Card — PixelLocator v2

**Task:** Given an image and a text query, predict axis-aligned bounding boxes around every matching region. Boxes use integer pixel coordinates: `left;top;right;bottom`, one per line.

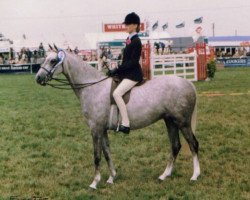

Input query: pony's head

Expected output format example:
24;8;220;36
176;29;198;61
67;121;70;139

36;44;66;86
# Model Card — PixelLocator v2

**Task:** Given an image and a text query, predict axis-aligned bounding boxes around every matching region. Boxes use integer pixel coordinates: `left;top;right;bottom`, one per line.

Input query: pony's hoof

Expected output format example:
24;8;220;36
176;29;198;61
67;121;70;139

107;178;114;184
89;184;97;190
107;174;116;184
158;175;166;181
190;175;199;181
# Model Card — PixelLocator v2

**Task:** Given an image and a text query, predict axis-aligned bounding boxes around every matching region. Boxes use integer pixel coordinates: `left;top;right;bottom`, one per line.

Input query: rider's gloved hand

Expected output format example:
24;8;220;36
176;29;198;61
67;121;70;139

106;68;118;77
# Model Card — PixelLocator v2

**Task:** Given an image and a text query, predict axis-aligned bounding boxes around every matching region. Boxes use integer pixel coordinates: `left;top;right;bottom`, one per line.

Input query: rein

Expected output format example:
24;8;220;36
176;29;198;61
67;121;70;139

46;76;109;90
41;65;109;90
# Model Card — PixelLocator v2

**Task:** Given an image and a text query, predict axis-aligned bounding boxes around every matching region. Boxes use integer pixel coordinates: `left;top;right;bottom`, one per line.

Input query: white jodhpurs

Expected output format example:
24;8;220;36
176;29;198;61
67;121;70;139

113;78;138;127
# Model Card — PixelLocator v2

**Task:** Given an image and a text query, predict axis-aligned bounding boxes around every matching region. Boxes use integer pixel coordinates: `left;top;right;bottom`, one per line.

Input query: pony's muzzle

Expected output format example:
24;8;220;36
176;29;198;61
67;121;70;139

36;74;47;86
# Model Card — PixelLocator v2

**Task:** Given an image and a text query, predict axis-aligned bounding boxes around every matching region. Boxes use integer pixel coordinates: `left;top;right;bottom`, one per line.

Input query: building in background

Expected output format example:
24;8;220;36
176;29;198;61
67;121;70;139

208;36;250;57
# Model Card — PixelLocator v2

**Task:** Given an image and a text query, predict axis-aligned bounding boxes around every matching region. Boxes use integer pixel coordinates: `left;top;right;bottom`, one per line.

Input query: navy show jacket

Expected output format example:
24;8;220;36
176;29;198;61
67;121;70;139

117;34;144;82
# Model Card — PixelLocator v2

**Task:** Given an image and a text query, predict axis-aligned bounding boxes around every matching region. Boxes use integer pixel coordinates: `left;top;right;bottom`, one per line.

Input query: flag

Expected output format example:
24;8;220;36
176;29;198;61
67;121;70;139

8;39;13;44
193;26;203;42
162;23;168;31
152;21;158;31
195;26;203;34
22;34;26;39
194;17;203;24
144;19;150;29
176;22;185;28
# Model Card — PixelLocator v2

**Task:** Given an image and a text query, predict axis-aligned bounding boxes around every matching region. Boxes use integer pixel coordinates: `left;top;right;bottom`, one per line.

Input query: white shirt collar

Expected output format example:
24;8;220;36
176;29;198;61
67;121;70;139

128;32;137;39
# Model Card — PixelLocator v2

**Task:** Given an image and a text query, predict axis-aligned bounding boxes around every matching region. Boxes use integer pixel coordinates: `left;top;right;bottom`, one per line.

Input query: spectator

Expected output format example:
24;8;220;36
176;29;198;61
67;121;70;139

39;42;45;57
74;46;79;54
233;50;239;57
4;57;9;64
91;54;97;61
243;48;247;56
100;47;108;60
159;42;165;55
154;42;160;54
33;50;38;64
0;54;4;64
83;55;88;61
107;47;113;59
26;48;32;63
10;47;14;60
20;53;27;64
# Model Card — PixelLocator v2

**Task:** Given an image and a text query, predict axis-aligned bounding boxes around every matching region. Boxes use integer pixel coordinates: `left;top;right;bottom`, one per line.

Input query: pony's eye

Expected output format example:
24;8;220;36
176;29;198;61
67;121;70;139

50;59;57;64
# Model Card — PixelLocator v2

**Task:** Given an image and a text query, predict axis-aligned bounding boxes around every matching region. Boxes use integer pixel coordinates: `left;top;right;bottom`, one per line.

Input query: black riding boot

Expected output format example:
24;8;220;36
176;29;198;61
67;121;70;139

117;124;130;134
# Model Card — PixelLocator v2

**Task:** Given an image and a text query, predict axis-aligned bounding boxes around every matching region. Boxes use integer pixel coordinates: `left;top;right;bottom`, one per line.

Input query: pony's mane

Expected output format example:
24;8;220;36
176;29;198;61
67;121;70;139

64;50;105;79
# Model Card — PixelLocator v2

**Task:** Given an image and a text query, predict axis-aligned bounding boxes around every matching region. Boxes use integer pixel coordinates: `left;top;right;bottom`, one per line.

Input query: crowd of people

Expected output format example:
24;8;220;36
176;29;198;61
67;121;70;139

0;43;98;65
216;47;250;58
0;43;46;65
82;53;98;62
2;41;249;66
65;46;98;62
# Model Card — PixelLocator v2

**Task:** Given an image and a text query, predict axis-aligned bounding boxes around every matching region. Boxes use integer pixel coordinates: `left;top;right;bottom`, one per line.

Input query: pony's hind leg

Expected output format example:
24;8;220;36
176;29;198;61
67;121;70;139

180;125;200;181
102;130;116;184
159;118;181;181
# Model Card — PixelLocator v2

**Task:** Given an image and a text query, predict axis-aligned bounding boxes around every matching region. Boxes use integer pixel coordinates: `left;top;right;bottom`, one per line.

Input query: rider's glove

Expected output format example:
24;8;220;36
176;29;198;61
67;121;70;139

106;68;118;77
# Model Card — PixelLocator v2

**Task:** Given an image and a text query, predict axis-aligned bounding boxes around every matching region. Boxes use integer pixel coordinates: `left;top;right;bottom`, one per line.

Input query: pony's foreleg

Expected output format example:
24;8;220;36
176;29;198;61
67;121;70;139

180;126;200;181
102;130;116;184
159;119;181;181
89;130;103;189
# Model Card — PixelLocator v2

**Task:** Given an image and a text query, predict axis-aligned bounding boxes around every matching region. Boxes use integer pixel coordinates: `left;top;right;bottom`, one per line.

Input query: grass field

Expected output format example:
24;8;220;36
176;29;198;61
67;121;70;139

0;68;249;200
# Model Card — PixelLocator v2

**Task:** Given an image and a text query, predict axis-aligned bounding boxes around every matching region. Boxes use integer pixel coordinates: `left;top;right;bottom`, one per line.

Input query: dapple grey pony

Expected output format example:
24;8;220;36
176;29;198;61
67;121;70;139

35;47;200;189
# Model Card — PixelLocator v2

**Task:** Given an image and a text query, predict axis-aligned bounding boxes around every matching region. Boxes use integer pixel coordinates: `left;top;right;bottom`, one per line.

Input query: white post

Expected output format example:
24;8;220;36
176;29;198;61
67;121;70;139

194;53;198;81
30;64;33;74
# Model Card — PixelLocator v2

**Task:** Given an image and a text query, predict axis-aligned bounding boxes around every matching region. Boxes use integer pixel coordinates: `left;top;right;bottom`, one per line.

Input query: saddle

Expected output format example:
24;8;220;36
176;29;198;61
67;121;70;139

110;76;146;105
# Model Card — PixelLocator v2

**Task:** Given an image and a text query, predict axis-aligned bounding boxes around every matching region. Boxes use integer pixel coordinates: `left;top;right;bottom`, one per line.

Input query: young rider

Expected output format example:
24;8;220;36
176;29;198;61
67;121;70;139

107;12;143;134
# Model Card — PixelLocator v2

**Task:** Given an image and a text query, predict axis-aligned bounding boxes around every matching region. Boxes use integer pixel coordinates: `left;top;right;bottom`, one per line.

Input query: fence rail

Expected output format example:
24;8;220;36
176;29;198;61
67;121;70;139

150;53;197;81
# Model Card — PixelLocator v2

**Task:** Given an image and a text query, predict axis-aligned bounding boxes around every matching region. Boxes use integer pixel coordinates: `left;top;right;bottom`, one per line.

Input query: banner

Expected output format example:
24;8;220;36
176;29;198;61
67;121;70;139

0;64;41;73
218;57;250;67
103;23;145;32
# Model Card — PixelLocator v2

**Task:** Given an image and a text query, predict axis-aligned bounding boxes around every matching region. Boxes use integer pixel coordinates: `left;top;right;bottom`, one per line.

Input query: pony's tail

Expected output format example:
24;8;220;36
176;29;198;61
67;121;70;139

191;99;197;134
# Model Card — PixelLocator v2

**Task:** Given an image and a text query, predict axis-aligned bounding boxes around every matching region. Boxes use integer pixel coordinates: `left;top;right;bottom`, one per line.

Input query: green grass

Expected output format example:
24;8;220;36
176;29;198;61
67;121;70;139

0;68;249;200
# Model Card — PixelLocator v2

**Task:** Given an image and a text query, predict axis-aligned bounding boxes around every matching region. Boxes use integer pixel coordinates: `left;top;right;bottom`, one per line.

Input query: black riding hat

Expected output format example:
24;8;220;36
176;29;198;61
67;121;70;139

123;12;140;25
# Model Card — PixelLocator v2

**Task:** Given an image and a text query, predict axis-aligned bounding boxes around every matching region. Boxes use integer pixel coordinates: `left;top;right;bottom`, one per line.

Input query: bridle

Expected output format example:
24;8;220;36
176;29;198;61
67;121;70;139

40;50;109;90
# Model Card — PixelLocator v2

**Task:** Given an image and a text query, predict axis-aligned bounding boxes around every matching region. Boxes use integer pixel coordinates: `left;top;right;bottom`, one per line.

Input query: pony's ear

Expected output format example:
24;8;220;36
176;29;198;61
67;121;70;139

48;44;53;51
53;43;59;52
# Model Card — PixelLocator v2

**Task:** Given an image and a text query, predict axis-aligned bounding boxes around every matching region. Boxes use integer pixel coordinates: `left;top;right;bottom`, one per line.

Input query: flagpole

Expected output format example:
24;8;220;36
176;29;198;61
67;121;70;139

212;23;215;37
